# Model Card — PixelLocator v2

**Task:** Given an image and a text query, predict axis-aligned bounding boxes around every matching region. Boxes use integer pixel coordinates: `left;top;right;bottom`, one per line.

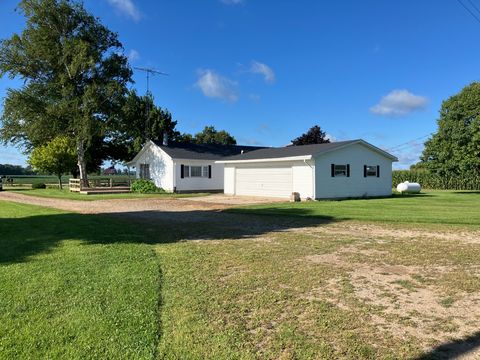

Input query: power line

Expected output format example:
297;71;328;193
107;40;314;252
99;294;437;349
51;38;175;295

384;134;431;152
456;0;480;24
466;0;480;16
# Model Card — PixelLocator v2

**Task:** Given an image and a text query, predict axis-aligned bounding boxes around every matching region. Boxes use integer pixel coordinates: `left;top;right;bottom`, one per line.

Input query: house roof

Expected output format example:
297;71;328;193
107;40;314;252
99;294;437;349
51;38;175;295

152;141;266;160
216;139;398;163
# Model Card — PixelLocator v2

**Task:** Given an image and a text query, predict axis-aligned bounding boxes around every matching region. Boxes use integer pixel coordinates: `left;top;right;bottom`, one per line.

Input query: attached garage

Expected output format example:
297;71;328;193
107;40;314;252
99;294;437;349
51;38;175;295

234;166;293;197
218;140;398;199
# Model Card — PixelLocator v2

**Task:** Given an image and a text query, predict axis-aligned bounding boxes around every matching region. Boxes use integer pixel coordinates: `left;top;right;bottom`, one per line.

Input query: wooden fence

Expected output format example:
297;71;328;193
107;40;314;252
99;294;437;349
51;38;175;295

69;178;131;192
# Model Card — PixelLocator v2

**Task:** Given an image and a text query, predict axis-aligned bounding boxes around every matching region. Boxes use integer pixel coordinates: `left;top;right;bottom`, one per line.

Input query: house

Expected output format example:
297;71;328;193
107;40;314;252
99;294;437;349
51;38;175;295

216;139;398;199
126;140;264;192
103;166;117;175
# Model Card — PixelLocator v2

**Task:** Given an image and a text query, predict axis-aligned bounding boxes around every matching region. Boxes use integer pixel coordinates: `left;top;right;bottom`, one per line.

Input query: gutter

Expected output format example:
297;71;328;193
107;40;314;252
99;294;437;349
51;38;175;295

215;155;312;164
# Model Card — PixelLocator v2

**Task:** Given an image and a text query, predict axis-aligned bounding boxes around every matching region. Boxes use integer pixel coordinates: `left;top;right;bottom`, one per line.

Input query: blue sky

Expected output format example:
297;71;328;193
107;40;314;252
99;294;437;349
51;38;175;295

1;0;480;169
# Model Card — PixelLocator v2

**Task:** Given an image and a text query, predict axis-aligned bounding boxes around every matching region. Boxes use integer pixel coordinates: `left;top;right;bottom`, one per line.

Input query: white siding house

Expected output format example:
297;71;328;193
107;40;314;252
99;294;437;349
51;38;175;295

217;140;397;199
126;141;263;192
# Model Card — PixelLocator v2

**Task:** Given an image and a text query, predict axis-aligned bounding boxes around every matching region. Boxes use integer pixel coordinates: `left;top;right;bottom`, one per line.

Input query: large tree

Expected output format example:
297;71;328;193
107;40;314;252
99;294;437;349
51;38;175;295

107;90;180;162
193;126;236;145
421;82;480;180
0;0;132;187
291;125;330;145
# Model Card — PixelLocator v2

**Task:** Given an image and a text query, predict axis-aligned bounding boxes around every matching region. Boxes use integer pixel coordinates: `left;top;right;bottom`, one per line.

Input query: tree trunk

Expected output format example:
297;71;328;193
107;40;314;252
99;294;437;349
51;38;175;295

77;140;89;189
58;174;63;190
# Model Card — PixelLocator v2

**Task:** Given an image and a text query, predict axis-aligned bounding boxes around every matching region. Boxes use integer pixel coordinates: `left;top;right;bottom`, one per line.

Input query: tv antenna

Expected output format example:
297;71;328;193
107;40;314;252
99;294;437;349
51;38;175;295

134;67;169;140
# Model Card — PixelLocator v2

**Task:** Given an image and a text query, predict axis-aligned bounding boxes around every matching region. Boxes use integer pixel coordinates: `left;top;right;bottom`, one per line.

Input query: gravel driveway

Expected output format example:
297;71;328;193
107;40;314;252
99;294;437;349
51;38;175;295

0;192;234;214
0;192;289;224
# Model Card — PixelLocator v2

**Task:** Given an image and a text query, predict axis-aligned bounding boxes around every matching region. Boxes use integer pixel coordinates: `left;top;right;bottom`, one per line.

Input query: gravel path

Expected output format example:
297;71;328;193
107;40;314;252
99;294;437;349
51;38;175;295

0;192;230;215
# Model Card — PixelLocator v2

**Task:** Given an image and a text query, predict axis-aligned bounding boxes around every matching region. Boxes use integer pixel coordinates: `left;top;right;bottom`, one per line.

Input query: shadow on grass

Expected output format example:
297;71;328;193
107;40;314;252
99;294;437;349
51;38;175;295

454;191;480;195
415;331;480;359
0;208;337;264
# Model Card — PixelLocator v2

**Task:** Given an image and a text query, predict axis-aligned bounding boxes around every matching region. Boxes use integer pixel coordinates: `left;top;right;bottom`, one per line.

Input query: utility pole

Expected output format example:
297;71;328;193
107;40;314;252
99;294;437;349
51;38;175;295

133;67;168;140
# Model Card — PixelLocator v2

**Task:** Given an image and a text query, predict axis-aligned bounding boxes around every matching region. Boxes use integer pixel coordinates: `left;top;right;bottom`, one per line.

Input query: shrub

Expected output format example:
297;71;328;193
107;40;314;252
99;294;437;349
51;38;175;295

31;182;46;189
131;179;160;193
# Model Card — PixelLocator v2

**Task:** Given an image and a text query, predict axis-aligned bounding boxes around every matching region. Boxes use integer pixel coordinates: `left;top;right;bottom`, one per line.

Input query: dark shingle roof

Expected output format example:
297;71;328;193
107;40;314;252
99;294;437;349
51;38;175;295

153;141;266;160
218;140;359;161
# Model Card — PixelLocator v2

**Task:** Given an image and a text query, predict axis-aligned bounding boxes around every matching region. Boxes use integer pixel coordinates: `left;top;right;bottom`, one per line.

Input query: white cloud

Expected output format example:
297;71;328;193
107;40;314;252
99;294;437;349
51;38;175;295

107;0;141;21
220;0;244;5
370;89;428;117
195;69;238;102
248;93;261;101
127;49;140;62
325;133;337;142
250;61;275;83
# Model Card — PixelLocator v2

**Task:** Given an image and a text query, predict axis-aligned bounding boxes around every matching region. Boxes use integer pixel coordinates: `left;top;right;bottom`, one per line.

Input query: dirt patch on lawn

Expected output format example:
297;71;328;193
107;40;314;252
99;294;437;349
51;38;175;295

303;244;480;356
294;222;480;244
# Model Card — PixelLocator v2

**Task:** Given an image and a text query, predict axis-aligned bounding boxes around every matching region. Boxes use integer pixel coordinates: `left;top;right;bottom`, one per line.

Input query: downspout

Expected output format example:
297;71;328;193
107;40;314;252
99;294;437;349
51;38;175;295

304;159;315;199
172;161;176;193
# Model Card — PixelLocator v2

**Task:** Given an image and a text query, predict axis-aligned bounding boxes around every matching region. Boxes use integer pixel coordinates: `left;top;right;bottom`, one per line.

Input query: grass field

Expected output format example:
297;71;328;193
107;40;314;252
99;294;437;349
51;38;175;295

7;188;206;200
230;191;480;228
1;192;479;359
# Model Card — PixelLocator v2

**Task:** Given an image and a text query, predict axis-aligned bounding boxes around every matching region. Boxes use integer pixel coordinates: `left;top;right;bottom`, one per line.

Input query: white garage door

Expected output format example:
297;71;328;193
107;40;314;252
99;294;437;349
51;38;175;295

235;166;293;198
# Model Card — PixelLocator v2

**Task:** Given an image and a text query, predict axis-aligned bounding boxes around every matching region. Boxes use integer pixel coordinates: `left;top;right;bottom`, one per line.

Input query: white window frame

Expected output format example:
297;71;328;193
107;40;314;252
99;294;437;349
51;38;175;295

202;166;209;178
182;164;210;178
190;165;203;177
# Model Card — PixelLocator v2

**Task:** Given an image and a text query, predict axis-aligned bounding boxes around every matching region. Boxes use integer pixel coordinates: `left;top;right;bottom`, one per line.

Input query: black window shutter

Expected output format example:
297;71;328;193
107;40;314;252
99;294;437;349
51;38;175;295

347;164;350;177
208;165;212;178
377;165;380;177
331;164;335;177
181;164;184;179
363;165;367;177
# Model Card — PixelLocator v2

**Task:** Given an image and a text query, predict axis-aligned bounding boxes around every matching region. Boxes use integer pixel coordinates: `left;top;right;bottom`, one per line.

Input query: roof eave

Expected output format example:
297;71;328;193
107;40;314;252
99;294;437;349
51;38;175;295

125;140;159;166
215;155;313;164
311;140;398;161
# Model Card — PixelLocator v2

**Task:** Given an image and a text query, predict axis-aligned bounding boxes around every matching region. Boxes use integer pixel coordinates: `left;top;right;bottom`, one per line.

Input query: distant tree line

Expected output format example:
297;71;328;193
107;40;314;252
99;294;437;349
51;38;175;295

0;164;35;176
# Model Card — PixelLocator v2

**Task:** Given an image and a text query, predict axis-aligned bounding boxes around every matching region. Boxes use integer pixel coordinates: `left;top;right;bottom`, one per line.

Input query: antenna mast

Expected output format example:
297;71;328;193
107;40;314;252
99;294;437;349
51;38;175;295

133;67;168;140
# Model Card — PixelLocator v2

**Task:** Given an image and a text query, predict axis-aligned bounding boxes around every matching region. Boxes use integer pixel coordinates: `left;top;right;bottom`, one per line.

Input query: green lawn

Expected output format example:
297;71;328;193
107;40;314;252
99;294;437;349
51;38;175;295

7;188;207;200
229;190;480;227
0;201;160;359
1;193;479;359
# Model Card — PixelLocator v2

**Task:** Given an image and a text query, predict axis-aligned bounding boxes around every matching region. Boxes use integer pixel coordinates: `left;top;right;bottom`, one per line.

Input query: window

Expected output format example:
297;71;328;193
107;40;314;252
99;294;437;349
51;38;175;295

331;164;349;177
139;164;150;179
181;164;212;178
190;166;202;177
334;165;347;177
364;165;378;177
202;166;209;177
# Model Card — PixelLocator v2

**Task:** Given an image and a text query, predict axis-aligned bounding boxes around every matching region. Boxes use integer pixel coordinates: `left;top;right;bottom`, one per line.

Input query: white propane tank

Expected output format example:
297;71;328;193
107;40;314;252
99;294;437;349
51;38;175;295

396;181;421;194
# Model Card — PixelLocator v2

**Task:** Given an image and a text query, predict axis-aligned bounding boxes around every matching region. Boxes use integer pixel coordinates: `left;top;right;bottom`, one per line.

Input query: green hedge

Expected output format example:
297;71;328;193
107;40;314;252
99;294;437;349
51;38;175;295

393;170;480;190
